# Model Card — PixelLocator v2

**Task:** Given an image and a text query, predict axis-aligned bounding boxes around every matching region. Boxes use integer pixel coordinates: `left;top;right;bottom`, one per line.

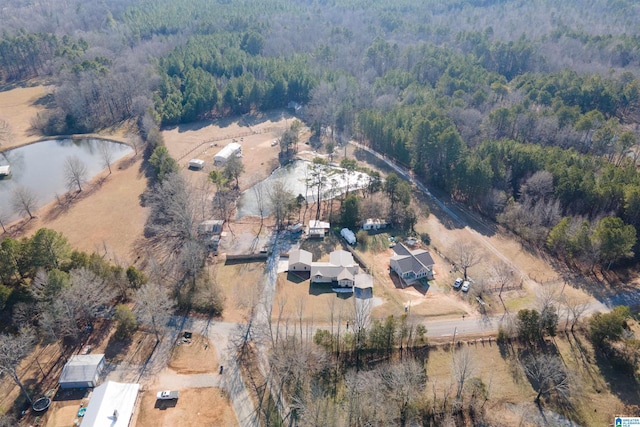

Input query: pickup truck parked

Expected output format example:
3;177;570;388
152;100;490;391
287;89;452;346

156;390;179;400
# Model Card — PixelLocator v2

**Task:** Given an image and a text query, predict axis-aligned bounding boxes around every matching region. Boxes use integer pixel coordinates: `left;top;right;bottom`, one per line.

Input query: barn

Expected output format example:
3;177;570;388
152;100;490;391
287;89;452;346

214;142;242;164
59;354;105;389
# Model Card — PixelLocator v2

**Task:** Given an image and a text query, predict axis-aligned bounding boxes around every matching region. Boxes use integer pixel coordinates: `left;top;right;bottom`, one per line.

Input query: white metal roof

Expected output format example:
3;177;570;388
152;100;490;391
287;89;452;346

214;142;242;161
81;381;139;427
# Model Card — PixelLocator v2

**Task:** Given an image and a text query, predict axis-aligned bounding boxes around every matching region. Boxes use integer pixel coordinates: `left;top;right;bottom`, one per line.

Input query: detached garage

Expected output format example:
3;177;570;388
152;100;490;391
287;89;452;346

59;354;105;389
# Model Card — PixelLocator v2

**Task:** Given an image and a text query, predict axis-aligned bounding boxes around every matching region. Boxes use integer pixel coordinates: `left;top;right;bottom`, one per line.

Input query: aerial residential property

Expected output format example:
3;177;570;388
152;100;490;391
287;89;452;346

389;243;435;287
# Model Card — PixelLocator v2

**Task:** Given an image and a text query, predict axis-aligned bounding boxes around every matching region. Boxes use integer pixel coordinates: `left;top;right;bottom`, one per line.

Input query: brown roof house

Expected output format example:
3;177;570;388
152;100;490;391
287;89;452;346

389;243;435;287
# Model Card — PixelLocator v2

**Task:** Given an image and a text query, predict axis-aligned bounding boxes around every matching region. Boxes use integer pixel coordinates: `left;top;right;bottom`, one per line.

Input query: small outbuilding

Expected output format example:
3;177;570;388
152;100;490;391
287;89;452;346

188;159;205;170
308;220;330;238
0;165;10;176
362;218;387;231
59;354;105;389
214;142;242;164
81;381;139;427
198;220;224;236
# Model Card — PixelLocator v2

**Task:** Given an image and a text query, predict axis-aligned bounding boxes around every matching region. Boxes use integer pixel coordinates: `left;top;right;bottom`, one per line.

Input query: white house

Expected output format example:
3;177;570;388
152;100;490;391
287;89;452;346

59;354;105;389
214;142;242;164
308;220;330;238
80;381;140;427
362;218;387;231
288;249;313;271
341;228;356;245
389;243;435;287
311;250;359;287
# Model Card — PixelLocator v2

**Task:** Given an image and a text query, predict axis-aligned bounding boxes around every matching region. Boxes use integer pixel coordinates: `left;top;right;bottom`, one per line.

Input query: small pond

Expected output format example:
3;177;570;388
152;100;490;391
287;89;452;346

0;138;133;221
237;160;370;218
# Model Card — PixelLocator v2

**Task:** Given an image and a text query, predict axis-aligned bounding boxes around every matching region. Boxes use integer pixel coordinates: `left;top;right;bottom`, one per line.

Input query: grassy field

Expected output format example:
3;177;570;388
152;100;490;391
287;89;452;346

425;329;635;426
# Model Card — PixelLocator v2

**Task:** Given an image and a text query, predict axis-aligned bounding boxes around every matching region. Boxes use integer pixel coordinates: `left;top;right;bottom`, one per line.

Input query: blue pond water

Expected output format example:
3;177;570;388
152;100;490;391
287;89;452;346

0;138;132;221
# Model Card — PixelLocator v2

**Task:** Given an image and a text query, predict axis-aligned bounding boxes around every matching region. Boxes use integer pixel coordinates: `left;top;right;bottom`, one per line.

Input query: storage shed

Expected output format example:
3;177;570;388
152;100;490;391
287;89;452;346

0;165;10;176
59;354;105;389
214;142;242;164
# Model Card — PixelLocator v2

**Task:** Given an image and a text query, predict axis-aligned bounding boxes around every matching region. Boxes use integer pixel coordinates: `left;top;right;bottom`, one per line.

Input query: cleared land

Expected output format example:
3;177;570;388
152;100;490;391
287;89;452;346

0;85;50;147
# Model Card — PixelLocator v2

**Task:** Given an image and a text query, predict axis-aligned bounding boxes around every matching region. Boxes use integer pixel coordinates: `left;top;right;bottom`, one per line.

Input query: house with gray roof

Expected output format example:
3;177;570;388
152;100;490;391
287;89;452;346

390;243;435;286
310;249;359;287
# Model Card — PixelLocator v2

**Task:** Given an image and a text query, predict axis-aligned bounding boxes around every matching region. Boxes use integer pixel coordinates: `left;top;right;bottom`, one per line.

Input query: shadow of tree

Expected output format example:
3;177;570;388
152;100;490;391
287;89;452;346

593;347;640;406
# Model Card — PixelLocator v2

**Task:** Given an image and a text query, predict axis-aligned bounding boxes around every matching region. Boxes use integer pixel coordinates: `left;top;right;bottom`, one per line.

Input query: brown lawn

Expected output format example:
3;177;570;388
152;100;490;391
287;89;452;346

8;156;150;264
168;333;218;374
0;85;51;147
134;388;237;427
426;332;632;426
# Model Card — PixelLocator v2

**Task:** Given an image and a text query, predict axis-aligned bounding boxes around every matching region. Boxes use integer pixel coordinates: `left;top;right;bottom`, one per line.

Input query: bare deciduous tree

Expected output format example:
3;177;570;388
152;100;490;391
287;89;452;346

490;262;512;313
0;118;11;149
0;328;36;404
99;142;114;174
212;189;239;238
451;240;483;280
522;353;570;404
268;180;294;230
380;360;426;426
453;347;476;400
11;185;38;219
561;295;589;332
127;133;144;156
134;282;174;343
520;170;554;201
42;268;116;341
146;173;200;254
64;156;88;192
0;208;9;233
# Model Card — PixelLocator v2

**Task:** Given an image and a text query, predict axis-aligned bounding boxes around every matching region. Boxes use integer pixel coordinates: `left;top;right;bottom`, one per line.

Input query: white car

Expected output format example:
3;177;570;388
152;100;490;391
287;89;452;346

453;278;463;289
156;390;179;400
461;281;470;292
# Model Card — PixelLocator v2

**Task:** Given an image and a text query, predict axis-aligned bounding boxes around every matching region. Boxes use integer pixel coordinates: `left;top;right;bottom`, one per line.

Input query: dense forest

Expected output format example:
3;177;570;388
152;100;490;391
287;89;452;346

3;0;640;269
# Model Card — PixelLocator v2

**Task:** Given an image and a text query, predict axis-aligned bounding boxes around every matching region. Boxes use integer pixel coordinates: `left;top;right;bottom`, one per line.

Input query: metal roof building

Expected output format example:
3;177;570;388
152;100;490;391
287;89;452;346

81;381;140;427
59;354;105;389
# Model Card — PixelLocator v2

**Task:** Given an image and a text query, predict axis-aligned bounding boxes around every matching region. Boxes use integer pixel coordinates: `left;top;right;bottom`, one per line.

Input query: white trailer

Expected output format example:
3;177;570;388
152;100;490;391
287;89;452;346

341;228;356;245
188;159;205;170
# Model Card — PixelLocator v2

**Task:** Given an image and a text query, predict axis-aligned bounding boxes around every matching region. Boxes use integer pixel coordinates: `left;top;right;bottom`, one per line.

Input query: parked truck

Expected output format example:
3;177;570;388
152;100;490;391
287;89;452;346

156;390;179;400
